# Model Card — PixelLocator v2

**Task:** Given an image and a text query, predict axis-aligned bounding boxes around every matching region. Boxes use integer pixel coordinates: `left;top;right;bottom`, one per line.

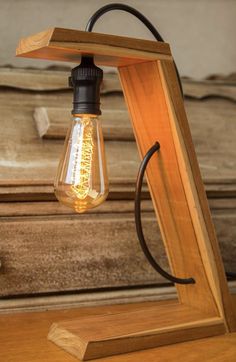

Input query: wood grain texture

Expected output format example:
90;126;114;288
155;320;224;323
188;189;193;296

159;59;236;331
0;211;166;296
183;78;236;100
33;94;236;151
0;72;235;184
1;68;236;101
1;297;235;362
1;99;235;190
16;28;172;67
0;201;235;297
48;302;224;360
0;67;68;91
0;68;235;314
119;61;220;317
1;180;235;202
0;285;179;313
1;198;235;217
0;180;150;202
1;282;236;315
0;68;235;305
34;107;133;140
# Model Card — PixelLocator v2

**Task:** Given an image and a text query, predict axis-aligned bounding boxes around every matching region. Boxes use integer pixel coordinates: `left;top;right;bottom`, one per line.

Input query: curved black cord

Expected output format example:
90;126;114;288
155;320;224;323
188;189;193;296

85;3;183;97
226;271;236;281
135;142;195;285
86;3;164;40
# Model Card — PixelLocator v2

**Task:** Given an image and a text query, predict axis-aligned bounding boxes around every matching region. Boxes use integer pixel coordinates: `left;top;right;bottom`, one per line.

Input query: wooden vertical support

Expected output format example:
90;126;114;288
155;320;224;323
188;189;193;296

118;59;236;331
158;59;236;331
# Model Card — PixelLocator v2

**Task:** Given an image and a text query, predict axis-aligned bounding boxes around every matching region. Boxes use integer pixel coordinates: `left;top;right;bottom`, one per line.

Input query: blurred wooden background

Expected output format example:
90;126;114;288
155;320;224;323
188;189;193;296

0;67;235;311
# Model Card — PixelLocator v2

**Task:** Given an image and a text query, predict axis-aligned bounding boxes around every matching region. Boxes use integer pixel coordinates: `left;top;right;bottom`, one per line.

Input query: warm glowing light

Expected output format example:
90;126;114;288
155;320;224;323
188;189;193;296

70;116;94;199
54;115;109;213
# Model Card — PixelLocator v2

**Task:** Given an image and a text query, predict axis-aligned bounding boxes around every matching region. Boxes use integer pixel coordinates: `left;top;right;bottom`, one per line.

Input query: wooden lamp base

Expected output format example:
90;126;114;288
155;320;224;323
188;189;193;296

16;28;236;361
47;301;225;360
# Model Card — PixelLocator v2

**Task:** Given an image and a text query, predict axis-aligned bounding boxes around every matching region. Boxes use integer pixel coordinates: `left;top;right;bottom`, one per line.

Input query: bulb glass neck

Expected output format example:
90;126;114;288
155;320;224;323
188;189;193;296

73;114;98;118
69;56;103;116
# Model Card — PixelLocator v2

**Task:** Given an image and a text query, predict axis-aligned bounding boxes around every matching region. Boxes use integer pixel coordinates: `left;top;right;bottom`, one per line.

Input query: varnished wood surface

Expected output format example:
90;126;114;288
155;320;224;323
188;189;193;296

1;296;236;362
119;61;220;317
16;28;171;67
160;60;236;331
48;301;225;360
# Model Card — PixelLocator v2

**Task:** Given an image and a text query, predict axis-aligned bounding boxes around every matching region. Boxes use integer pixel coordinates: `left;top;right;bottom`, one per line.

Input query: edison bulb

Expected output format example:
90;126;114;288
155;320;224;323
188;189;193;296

54;114;109;213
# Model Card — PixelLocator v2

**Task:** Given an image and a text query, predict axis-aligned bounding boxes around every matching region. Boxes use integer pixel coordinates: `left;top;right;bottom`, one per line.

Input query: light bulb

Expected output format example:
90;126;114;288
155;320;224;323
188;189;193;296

54;56;108;213
54;56;109;213
54;114;109;213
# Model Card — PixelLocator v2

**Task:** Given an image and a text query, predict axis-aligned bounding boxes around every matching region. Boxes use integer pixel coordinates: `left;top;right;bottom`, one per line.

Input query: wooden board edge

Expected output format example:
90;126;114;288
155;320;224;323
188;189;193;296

84;323;226;360
48;316;225;361
48;322;87;360
16;27;171;56
15;27;173;65
34;107;50;138
157;60;225;317
16;28;55;57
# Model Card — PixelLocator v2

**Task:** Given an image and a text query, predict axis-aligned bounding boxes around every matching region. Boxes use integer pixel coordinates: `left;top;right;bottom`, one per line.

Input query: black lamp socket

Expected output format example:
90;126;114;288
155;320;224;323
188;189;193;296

69;56;103;116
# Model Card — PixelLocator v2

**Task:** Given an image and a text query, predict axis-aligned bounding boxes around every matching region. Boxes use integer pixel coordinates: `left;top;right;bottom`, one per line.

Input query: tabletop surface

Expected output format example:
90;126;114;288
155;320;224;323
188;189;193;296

1;295;236;362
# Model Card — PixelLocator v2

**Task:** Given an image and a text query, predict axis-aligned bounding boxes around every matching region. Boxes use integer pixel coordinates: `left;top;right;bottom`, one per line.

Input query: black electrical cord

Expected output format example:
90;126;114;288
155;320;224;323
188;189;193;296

135;142;236;283
85;3;193;285
85;3;183;97
135;142;195;284
85;3;236;283
226;271;236;281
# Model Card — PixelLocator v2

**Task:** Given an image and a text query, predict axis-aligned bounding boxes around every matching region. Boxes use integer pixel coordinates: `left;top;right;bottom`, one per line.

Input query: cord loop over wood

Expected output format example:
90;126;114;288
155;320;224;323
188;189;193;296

85;2;183;97
135;142;195;285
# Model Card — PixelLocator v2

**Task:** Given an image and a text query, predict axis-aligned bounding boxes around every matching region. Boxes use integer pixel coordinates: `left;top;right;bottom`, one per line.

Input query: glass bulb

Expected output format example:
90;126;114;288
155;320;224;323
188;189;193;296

54;114;109;213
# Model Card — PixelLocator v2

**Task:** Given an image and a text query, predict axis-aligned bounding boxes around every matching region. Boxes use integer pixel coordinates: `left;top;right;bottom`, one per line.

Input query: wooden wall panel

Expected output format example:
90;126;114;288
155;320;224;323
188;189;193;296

0;68;235;306
0;72;235;185
0;202;235;297
0;210;165;296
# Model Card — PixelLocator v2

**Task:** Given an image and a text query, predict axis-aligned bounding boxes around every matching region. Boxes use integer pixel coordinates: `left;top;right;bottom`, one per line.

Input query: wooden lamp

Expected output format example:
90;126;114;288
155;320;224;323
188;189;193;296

16;3;236;361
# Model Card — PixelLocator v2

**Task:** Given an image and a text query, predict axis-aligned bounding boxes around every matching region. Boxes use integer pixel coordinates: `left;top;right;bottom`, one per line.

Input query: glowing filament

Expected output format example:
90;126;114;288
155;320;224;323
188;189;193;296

54;114;108;213
71;119;94;199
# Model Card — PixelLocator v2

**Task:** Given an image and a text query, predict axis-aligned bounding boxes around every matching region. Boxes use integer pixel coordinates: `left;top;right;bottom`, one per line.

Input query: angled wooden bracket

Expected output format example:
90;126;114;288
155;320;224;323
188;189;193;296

16;28;236;361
